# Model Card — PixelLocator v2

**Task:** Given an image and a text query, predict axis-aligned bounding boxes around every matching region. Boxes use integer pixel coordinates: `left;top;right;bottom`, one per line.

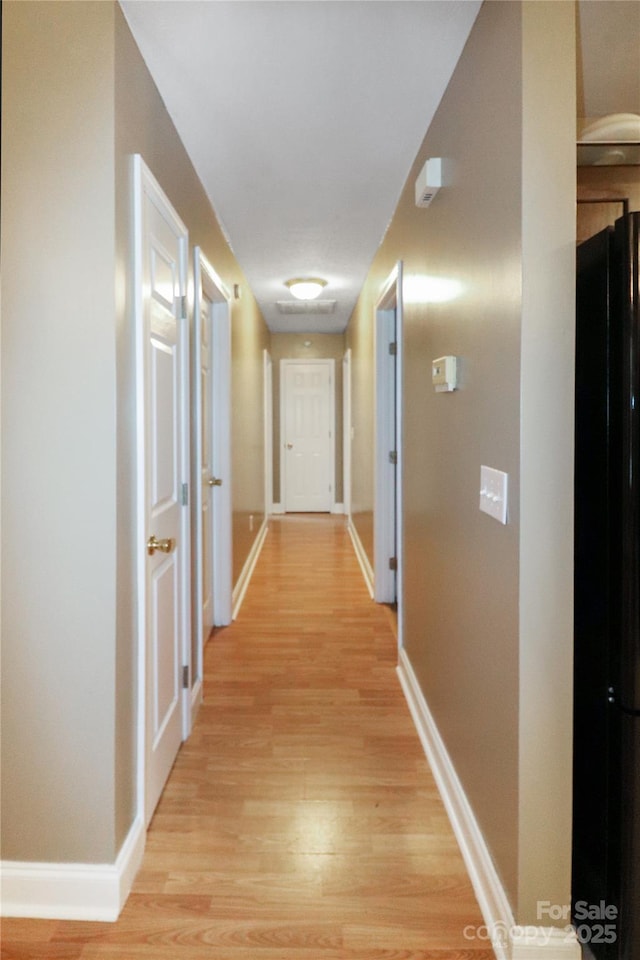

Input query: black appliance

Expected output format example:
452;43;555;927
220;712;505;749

573;211;640;960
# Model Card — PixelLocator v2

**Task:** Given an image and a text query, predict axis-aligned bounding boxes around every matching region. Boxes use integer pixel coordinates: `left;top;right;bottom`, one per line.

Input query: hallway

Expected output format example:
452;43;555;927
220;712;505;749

2;516;494;959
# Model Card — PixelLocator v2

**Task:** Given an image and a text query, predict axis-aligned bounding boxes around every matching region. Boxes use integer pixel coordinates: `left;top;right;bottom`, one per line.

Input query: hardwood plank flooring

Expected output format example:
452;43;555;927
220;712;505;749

2;516;494;960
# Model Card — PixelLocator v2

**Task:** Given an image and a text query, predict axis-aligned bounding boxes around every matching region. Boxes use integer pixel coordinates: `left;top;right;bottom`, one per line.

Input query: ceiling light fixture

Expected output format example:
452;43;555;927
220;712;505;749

285;277;327;301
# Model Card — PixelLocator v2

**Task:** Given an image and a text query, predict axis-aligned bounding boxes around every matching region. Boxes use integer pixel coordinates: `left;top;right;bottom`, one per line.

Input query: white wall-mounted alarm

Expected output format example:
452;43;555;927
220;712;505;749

432;356;458;393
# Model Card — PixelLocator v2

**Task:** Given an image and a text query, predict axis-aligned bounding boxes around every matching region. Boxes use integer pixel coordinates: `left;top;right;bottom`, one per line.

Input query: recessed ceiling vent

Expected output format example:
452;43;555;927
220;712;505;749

276;299;337;315
415;157;443;207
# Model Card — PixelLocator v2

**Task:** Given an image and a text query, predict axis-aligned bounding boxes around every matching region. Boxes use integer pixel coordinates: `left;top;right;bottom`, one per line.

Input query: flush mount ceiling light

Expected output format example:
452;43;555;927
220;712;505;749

284;277;327;301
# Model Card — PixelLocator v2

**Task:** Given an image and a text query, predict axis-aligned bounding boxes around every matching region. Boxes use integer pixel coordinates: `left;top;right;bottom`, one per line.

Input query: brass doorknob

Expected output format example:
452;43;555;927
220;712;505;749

147;535;175;556
207;477;223;486
285;442;293;449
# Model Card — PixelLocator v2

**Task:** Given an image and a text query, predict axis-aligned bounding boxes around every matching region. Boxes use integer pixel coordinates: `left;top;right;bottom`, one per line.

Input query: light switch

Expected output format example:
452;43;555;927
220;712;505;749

479;465;508;524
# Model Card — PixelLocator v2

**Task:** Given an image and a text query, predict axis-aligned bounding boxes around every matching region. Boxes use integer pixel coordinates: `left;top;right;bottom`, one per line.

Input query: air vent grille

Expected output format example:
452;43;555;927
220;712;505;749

416;189;438;207
276;299;337;315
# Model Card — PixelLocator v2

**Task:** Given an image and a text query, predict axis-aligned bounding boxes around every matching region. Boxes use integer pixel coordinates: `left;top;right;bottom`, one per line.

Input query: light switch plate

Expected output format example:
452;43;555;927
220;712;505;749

479;465;508;524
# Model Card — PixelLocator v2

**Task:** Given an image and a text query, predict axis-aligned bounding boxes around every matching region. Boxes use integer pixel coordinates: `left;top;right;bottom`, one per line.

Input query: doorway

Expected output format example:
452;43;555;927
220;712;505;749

280;358;335;512
192;249;232;709
374;263;404;646
132;156;191;826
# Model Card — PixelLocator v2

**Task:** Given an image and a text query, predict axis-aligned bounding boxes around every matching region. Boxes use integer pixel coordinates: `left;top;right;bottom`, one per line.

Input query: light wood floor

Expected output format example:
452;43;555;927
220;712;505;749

2;516;494;960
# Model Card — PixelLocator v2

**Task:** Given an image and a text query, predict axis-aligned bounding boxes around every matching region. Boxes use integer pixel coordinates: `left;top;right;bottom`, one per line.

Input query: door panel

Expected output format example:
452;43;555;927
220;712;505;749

282;360;334;512
135;157;189;826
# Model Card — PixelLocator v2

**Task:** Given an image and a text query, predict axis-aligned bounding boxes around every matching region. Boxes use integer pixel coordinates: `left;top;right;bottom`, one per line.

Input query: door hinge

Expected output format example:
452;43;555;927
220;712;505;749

389;556;398;571
181;483;189;506
182;665;189;689
177;295;187;320
389;450;398;465
389;342;398;356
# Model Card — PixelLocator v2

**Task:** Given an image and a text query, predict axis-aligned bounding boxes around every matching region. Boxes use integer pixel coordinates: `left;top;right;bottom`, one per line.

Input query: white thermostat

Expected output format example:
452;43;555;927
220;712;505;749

432;355;458;393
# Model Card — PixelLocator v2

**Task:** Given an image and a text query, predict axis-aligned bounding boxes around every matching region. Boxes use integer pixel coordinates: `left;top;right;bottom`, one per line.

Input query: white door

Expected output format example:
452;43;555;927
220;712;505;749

281;359;334;512
133;157;190;826
374;262;404;642
193;249;232;687
198;276;214;649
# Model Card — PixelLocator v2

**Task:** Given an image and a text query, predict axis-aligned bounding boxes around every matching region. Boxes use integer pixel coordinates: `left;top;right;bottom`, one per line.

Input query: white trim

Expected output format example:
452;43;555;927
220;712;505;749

343;348;352;519
0;816;145;922
510;929;581;960
200;253;233;627
280;358;335;513
271;502;285;515
397;648;580;960
232;519;268;619
348;518;374;598
263;350;273;519
331;502;344;515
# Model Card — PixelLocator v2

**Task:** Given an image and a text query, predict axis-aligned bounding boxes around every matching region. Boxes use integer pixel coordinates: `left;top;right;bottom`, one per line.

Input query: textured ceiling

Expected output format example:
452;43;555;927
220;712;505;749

121;0;481;333
121;0;640;334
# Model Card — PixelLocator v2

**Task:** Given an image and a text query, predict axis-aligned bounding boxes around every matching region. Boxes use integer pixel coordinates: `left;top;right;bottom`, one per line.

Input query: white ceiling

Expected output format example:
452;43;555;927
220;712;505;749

577;0;640;121
121;0;640;334
120;0;481;333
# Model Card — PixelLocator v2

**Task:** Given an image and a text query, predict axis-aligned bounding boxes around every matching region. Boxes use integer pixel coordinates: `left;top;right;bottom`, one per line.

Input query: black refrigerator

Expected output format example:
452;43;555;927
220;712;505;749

573;211;640;960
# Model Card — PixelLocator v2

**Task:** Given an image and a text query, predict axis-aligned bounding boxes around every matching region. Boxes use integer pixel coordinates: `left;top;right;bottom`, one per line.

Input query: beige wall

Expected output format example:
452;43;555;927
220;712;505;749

347;0;576;924
231;306;270;585
1;0;269;865
346;289;375;561
518;0;576;922
113;3;268;841
1;0;118;862
113;4;269;599
270;333;345;506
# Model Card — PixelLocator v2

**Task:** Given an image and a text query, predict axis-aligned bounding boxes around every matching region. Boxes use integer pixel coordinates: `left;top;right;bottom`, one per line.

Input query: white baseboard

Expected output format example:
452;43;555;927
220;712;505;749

396;648;581;960
0;814;145;922
510;928;582;960
347;518;374;598
331;502;344;515
232;518;268;619
270;502;284;515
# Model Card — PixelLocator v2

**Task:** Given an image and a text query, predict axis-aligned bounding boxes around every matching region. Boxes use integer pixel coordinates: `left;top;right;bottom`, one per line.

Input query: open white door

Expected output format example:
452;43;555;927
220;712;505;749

374;263;404;646
281;359;335;513
193;250;232;660
133;156;190;826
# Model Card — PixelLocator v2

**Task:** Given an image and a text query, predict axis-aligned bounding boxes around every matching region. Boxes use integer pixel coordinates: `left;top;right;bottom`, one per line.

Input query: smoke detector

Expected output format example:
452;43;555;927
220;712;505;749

415;157;443;207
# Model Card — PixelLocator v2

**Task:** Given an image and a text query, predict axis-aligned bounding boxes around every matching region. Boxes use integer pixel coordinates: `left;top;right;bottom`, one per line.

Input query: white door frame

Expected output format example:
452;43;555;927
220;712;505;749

374;262;404;648
132;155;191;825
193;248;233;641
263;349;273;514
280;358;335;513
343;348;352;519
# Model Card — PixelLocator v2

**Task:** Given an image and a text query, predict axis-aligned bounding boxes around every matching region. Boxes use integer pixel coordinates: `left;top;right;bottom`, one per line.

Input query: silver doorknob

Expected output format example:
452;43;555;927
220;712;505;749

207;476;223;486
285;442;293;449
147;535;175;556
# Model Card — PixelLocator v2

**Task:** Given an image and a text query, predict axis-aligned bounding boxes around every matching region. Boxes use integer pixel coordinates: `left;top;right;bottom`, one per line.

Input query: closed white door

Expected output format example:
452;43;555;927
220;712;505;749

281;359;334;512
193;250;232;659
199;289;214;646
134;157;190;826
